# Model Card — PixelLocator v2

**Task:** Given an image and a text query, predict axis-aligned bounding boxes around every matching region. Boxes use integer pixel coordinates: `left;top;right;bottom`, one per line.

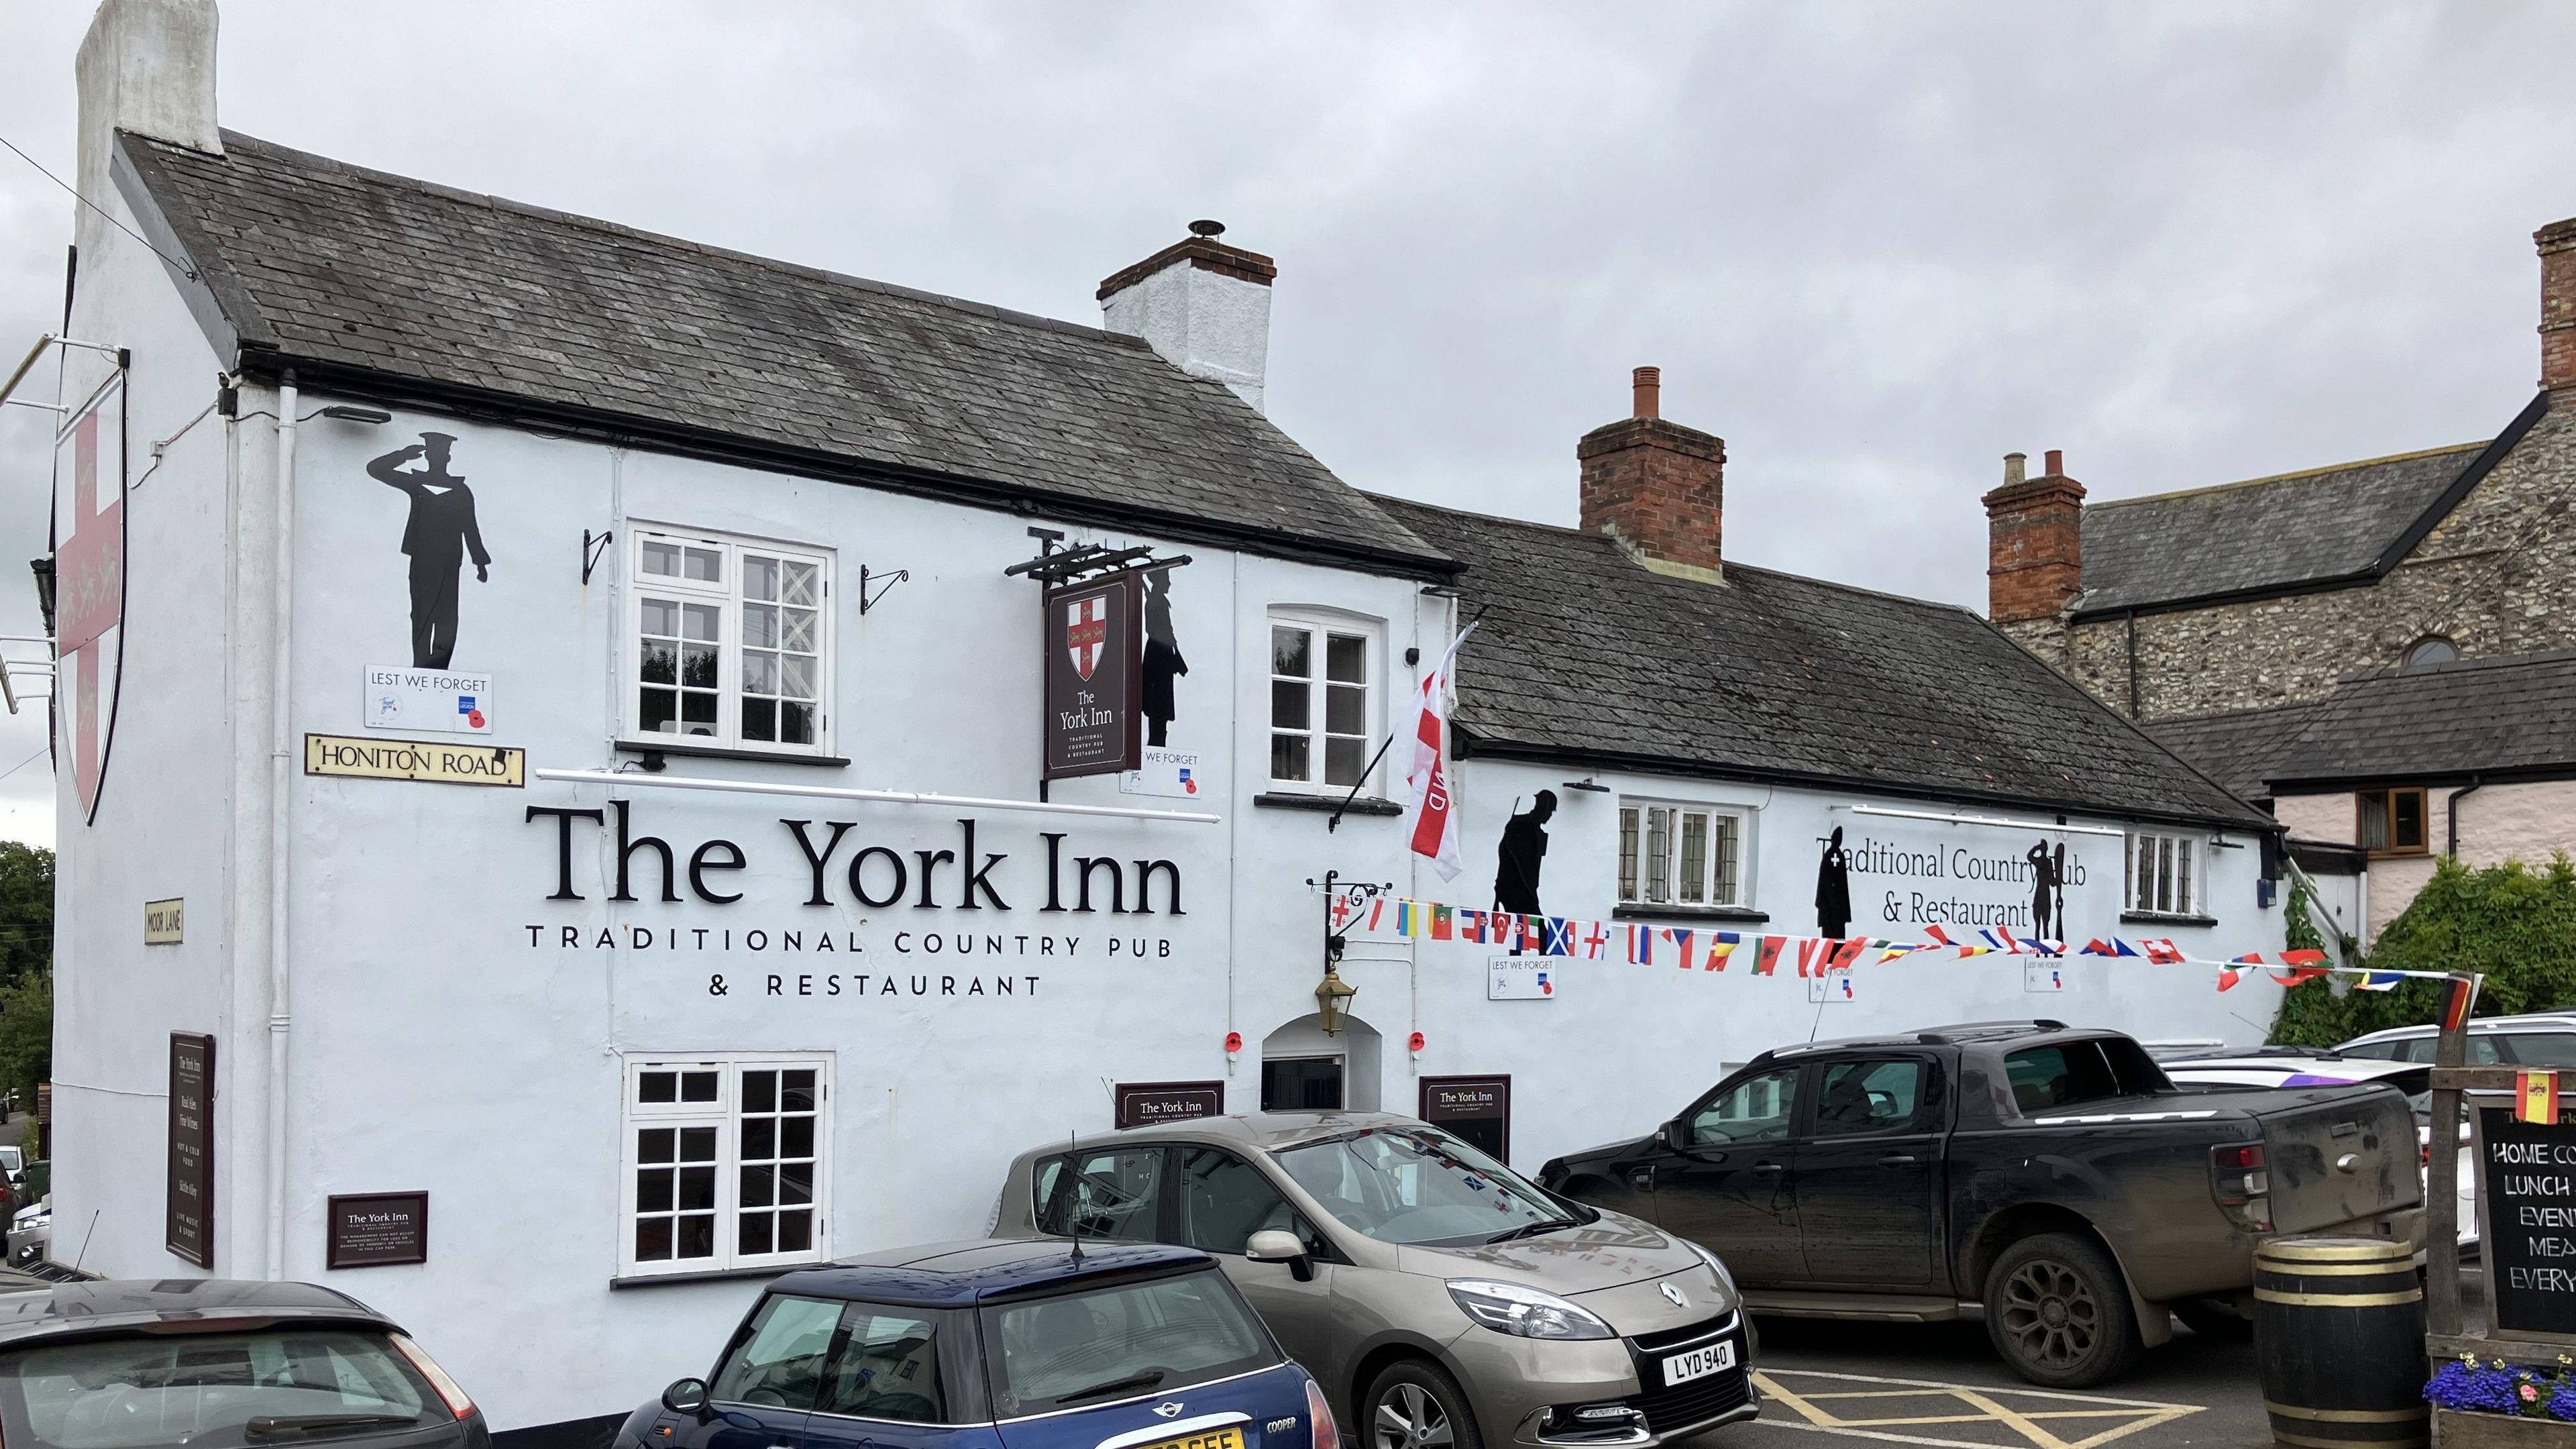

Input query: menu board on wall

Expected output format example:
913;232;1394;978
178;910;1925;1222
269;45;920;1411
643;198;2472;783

2477;1103;2576;1335
166;1032;215;1269
328;1192;430;1269
1115;1080;1223;1131
1419;1075;1511;1162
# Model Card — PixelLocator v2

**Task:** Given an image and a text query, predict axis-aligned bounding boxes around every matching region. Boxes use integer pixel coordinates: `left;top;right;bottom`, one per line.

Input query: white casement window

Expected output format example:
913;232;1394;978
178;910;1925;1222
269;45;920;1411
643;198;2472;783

1269;612;1381;792
2125;830;2199;917
619;1055;830;1279
627;528;831;754
1617;800;1747;907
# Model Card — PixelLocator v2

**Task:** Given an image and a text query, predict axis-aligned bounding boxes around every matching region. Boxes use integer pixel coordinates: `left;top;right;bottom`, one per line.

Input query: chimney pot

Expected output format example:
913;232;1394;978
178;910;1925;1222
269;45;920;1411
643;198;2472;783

2044;448;2064;477
1578;370;1724;582
2003;452;2027;487
1632;366;1661;419
1982;455;2088;626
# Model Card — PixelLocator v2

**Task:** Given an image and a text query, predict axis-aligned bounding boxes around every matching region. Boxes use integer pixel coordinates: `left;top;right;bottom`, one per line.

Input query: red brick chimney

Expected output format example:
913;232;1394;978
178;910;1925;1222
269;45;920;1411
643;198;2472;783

1578;366;1725;582
1983;449;2087;624
2540;216;2576;395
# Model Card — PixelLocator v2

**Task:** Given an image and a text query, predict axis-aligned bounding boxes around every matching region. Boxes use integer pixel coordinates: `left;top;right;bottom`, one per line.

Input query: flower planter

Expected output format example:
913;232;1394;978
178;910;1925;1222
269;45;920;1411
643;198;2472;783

2437;1406;2576;1447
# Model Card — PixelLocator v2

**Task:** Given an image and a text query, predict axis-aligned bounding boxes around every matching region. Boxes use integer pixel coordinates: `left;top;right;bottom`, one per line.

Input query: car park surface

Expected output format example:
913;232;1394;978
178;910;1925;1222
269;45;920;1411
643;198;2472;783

1537;1022;2422;1389
994;1112;1756;1449
623;1238;1330;1449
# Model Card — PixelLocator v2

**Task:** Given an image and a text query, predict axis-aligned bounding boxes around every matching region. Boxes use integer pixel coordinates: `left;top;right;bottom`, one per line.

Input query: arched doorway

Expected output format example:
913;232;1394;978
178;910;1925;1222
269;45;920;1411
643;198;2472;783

1258;1012;1383;1112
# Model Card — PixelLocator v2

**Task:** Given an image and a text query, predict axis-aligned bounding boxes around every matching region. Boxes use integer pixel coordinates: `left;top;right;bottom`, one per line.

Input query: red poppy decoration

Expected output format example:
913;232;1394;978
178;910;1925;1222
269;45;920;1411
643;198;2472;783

1224;1031;1243;1054
1408;1031;1426;1053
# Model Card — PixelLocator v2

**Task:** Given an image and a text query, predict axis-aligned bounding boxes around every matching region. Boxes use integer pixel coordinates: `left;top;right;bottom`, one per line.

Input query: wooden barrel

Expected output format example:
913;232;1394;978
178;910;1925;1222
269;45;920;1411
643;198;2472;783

2253;1236;2428;1448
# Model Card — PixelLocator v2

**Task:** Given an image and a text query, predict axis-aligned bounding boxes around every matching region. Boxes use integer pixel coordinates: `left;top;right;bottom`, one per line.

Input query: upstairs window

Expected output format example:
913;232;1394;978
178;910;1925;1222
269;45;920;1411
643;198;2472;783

2359;787;2428;856
2403;636;2459;670
628;529;830;754
1617;801;1746;907
2125;830;2200;917
1269;614;1379;791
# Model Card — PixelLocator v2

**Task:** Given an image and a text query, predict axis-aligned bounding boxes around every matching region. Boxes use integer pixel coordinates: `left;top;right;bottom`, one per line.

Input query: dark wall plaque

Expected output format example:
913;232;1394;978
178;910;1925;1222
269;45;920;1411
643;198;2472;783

1044;576;1141;780
2477;1102;2576;1335
1420;1075;1511;1163
328;1192;430;1269
166;1032;215;1269
1115;1080;1223;1131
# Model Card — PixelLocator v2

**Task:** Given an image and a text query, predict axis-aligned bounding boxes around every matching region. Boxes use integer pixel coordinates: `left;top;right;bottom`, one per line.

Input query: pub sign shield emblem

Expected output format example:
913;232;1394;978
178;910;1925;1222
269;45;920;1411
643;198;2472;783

54;370;127;825
1065;594;1108;680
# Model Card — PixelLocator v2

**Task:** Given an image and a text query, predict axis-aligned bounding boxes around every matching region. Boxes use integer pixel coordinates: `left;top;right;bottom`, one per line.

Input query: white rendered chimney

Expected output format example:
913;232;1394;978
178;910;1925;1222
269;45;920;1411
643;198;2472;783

1098;221;1275;413
75;0;221;250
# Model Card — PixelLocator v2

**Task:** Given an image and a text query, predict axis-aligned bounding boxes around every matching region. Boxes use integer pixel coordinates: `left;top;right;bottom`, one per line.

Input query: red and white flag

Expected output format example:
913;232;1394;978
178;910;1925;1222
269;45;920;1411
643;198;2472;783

1403;624;1479;881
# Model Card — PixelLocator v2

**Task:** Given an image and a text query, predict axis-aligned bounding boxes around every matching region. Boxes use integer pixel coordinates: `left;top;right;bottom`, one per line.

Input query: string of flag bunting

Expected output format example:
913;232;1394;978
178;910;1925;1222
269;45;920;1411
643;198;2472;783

1326;889;2451;994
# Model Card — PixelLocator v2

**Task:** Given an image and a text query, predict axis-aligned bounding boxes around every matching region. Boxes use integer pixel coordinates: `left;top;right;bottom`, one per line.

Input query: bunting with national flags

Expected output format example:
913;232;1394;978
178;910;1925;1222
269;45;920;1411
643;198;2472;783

1317;886;2459;993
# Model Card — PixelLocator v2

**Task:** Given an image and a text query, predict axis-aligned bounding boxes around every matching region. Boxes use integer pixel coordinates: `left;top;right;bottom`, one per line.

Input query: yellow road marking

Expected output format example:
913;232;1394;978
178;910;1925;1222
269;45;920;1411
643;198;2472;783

1752;1368;2205;1449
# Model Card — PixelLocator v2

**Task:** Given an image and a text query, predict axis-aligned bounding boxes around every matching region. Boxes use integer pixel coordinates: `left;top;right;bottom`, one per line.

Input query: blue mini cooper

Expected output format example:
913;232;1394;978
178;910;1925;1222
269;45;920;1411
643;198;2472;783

619;1238;1334;1449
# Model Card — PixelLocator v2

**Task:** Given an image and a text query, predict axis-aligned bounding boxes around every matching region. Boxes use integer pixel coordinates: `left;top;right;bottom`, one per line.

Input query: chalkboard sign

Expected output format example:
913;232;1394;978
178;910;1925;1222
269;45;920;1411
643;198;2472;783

328;1193;429;1269
166;1032;215;1269
1115;1081;1222;1131
2475;1102;2576;1335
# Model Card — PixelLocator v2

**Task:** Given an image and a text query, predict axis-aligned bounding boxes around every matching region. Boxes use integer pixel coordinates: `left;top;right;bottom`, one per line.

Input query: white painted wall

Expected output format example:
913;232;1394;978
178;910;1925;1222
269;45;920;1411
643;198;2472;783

1100;258;1272;413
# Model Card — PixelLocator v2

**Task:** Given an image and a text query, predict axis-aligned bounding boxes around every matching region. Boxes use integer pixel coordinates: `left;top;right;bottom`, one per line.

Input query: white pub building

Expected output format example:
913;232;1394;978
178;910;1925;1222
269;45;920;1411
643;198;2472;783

36;4;2290;1442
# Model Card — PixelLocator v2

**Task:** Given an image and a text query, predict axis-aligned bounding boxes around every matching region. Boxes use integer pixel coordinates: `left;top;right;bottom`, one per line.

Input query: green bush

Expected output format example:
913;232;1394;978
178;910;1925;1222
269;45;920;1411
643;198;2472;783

2270;855;2576;1047
0;975;47;1112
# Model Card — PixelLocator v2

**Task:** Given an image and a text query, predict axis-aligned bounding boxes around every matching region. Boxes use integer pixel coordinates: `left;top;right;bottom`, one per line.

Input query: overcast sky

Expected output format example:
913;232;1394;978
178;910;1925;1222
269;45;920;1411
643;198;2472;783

3;2;2573;847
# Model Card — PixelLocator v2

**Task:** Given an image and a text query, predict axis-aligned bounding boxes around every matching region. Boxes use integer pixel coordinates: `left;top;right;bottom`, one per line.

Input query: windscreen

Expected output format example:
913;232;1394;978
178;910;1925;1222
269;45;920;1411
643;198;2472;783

983;1270;1273;1418
0;1326;449;1449
1273;1124;1572;1246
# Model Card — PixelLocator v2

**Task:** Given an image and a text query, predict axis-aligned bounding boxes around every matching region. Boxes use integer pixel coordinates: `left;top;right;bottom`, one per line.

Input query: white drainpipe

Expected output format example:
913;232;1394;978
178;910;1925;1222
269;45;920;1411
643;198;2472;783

265;372;297;1277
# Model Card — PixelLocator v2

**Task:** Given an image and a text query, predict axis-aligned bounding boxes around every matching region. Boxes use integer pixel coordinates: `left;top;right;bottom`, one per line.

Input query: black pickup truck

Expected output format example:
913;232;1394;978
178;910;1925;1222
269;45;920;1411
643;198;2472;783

1536;1021;2422;1387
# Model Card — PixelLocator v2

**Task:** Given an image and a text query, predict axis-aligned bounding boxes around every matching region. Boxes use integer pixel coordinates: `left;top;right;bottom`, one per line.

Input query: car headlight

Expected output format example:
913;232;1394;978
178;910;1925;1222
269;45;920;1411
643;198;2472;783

1446;1279;1616;1340
1682;1238;1739;1298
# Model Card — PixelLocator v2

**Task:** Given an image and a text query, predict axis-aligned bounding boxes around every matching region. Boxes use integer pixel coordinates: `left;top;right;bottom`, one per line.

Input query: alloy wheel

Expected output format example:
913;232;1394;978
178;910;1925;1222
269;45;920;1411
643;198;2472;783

1375;1382;1454;1449
1996;1256;2100;1370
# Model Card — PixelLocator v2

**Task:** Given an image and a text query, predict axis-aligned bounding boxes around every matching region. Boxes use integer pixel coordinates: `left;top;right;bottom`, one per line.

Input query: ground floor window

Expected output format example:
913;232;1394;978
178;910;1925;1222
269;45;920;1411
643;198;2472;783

2124;830;2200;917
1617;800;1746;907
620;1055;830;1278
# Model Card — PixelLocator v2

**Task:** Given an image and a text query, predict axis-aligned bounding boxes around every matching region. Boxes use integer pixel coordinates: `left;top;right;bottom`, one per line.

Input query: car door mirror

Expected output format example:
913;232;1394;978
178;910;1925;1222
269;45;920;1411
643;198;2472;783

661;1377;712;1417
1245;1228;1314;1281
1658;1119;1686;1152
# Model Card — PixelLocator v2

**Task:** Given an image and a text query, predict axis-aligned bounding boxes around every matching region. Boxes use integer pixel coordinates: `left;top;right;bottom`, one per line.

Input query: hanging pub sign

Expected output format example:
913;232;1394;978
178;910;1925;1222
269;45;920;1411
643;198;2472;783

1419;1075;1511;1161
1114;1080;1224;1130
1044;574;1142;780
2474;1100;2576;1335
166;1032;215;1269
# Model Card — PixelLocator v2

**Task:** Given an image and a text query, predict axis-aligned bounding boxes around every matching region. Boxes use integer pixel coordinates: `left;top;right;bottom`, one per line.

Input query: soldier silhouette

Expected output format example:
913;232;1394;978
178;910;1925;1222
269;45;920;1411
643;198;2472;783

1140;569;1187;747
1493;790;1556;917
1816;826;1853;937
366;431;489;669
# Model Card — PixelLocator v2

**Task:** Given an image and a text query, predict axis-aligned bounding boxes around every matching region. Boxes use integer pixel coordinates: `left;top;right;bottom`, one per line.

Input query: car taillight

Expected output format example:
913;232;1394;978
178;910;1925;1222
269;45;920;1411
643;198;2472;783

391;1333;476;1421
2210;1142;2272;1232
1306;1377;1337;1449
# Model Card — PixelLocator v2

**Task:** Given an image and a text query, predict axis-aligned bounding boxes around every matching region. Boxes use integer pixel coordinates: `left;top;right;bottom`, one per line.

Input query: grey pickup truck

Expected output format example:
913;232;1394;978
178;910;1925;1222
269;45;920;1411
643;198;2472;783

1536;1020;2422;1387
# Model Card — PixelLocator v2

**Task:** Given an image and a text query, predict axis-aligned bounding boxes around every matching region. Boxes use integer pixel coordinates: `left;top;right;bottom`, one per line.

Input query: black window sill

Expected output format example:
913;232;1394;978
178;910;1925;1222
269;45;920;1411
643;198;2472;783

617;739;851;769
1254;792;1403;817
2119;910;2218;927
1611;904;1770;924
610;1264;803;1291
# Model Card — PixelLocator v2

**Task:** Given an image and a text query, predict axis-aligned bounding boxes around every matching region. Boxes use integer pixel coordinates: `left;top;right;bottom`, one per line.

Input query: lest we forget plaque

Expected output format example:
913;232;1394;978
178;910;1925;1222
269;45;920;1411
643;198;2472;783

166;1032;215;1269
2475;1102;2576;1335
327;1192;430;1269
1115;1081;1223;1131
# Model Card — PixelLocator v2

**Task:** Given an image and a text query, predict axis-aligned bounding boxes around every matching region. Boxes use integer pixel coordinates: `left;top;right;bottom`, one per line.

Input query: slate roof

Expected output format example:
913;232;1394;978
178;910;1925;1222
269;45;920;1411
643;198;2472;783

2076;441;2493;617
2147;703;2322;802
1373;496;2270;829
2265;650;2576;787
117;131;1448;576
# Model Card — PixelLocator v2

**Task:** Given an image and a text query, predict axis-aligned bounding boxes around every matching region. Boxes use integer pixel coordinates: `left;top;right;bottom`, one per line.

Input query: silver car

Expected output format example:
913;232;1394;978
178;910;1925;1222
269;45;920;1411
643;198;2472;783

994;1113;1756;1449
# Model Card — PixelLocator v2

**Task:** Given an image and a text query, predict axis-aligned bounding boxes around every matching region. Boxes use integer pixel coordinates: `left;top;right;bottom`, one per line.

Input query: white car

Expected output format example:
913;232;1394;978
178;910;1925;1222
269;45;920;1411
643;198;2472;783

2163;1051;2472;1247
2335;1013;2576;1067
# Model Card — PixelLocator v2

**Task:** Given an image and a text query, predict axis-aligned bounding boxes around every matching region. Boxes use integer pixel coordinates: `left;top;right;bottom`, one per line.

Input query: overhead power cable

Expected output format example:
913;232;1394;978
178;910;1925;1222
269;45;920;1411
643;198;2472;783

0;133;199;281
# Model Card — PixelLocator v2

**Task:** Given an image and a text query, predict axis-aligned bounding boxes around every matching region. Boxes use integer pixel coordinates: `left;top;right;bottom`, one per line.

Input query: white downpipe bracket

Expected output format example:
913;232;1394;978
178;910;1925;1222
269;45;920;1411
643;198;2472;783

264;374;297;1279
533;769;1221;825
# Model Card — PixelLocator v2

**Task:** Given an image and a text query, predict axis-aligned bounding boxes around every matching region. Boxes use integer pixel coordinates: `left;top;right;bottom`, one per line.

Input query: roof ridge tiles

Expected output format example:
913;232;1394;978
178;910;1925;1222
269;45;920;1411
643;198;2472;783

2335;645;2576;686
201;129;1144;352
2088;439;2491;511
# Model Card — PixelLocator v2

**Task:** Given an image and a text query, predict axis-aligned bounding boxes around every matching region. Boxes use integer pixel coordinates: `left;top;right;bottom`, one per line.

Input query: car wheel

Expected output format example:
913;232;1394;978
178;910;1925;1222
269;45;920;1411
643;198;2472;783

1982;1232;2143;1388
2171;1299;2253;1342
1365;1359;1482;1449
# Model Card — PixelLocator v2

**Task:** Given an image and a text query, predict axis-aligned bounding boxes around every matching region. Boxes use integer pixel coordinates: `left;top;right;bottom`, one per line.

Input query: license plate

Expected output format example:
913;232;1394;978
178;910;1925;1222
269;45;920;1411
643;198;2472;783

1139;1428;1244;1449
1662;1340;1736;1386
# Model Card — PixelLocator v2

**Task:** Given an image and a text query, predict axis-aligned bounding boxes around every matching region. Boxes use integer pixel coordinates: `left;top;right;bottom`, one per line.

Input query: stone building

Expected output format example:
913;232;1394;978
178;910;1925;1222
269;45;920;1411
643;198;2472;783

1984;213;2576;942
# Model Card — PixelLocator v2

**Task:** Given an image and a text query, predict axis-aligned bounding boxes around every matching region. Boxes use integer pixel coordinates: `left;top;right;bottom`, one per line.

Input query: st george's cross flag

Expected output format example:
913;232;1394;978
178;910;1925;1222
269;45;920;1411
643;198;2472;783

1402;625;1479;881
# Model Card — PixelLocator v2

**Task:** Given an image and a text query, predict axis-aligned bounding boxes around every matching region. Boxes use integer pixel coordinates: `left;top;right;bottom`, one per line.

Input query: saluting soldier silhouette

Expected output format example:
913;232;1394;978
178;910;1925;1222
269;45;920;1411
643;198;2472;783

366;431;490;669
